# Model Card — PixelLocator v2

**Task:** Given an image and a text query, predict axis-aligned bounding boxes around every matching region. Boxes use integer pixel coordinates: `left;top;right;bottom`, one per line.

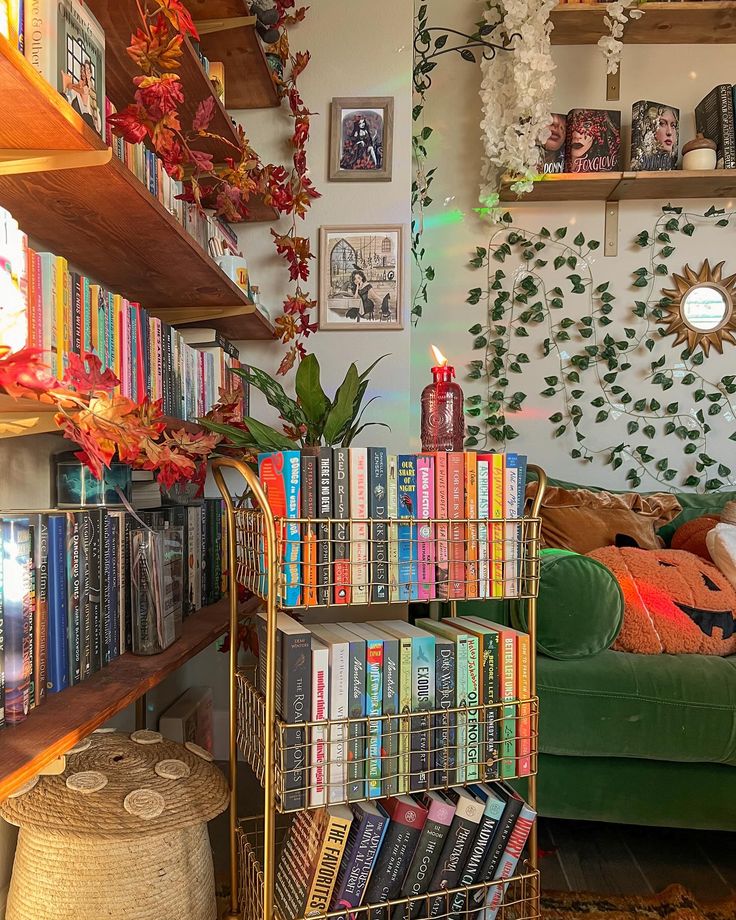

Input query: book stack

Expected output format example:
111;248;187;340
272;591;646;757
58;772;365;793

273;783;536;920
256;449;529;609
0;499;227;726
254;612;533;811
0;206;248;421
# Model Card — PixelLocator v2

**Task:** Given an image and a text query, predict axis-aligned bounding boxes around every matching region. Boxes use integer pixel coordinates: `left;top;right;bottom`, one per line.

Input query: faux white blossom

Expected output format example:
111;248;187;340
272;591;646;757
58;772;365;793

598;0;644;74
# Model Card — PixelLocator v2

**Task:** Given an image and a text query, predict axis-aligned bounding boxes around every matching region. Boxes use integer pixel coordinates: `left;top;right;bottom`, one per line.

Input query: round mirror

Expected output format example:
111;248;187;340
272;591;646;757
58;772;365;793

681;283;732;332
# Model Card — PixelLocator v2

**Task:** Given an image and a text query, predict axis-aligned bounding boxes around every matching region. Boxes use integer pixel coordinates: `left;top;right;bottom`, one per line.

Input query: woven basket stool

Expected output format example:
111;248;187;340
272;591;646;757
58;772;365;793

0;730;229;920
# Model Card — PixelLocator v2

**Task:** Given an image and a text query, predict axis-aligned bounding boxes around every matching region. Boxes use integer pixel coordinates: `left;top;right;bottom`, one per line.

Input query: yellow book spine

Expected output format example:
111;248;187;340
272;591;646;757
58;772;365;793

303;812;352;916
465;451;478;599
54;256;67;378
491;454;505;598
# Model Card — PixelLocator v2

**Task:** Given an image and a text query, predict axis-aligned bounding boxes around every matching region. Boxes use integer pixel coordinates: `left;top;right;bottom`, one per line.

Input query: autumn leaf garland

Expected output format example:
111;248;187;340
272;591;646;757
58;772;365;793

108;0;319;376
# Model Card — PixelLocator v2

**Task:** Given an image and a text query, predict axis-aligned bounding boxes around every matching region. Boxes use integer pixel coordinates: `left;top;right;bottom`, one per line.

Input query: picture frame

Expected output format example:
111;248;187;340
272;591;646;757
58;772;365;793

319;225;404;331
329;97;394;182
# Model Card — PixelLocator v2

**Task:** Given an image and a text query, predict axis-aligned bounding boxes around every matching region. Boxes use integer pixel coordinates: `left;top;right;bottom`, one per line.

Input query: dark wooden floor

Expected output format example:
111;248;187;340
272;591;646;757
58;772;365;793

539;818;736;902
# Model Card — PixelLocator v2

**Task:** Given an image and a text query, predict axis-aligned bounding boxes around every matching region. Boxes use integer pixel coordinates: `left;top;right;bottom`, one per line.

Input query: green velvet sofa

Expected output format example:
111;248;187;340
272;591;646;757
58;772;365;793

470;485;736;831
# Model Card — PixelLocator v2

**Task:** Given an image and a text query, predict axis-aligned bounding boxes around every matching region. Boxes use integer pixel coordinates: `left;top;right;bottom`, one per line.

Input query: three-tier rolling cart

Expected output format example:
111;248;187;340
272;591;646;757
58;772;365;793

213;457;547;920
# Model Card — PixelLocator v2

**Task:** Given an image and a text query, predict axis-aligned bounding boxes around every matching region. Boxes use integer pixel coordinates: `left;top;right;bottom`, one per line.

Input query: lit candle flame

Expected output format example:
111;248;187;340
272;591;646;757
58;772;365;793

431;345;448;366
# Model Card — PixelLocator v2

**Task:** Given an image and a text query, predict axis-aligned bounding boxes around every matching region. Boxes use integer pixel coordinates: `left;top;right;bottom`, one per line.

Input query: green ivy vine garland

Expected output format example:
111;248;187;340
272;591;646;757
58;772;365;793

465;204;736;492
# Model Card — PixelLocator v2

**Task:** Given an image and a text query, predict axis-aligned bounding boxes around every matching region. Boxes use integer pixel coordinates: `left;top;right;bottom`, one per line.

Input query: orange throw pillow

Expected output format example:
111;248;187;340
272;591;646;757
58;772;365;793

671;515;719;560
527;484;681;554
588;546;736;656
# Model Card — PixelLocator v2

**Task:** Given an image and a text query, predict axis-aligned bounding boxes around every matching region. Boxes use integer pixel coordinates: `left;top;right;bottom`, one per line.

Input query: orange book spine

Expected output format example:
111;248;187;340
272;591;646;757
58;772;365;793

515;630;531;776
465;452;478;599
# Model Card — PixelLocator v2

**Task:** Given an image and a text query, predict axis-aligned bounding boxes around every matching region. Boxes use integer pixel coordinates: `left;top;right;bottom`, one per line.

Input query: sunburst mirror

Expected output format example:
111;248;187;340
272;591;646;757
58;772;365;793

661;260;736;355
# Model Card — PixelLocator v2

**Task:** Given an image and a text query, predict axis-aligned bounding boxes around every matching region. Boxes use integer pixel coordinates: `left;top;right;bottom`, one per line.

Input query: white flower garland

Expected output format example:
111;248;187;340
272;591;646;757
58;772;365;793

598;0;644;75
479;0;557;204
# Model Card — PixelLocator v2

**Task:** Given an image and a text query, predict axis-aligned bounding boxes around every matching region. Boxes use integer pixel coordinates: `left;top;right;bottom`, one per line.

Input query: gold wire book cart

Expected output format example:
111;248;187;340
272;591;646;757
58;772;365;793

213;457;547;920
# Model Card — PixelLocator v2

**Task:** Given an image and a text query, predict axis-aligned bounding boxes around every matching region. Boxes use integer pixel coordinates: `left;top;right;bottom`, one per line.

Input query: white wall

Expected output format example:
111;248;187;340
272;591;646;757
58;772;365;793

412;0;736;491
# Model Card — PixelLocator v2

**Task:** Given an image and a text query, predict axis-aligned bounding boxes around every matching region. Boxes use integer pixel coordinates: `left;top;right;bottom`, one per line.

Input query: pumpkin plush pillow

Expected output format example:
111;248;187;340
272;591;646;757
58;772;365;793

527;484;681;554
588;546;736;656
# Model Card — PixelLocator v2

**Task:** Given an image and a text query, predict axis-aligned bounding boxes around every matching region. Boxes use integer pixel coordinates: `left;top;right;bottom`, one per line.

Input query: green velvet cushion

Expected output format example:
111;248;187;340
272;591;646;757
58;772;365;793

512;549;623;660
538;650;736;766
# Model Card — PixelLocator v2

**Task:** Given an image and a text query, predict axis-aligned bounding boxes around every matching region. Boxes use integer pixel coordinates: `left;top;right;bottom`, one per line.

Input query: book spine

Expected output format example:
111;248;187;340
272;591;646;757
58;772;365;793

349;448;369;604
380;634;399;797
433;638;456;786
416;455;436;600
433;452;449;600
0;523;4;725
393;811;454;920
364;639;384;798
516;631;531;777
331;809;388;911
427;805;483;919
304;812;353;916
46;516;68;694
103;513;118;663
326;639;349;804
477;459;490;600
491;454;505;598
504;454;520;599
301;454;318;607
410;634;434;791
365;806;426;920
499;632;517;778
31;515;48;706
388;455;400;602
515;456;528;594
470;794;524;913
448;453;465;598
332;448;351;605
317;447;332;607
24;0;56;86
346;637;366;802
310;640;329;808
447;809;503;920
83;276;92;355
453;634;469;784
465;634;480;782
465;452;479;598
397;455;418;601
276;810;326;920
66;513;81;686
54;257;66;377
395;635;412;795
481;804;536;920
71;272;81;356
88;510;102;673
368;447;388;603
282;630;311;811
78;511;91;679
2;518;32;723
720;83;736;170
481;631;500;781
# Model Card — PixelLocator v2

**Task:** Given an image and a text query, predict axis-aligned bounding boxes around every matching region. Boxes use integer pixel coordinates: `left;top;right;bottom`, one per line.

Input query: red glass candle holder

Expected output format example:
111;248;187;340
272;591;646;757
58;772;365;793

421;362;465;452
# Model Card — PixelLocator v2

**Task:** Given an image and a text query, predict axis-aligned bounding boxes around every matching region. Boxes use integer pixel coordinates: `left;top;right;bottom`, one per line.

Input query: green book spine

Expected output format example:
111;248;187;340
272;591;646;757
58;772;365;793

454;634;469;784
395;635;412;794
480;630;500;781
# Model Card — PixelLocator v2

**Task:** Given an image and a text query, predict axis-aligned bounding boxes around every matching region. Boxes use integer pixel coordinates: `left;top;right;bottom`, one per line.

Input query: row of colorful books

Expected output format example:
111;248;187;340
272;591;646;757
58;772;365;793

274;783;536;920
0;205;246;419
0;501;227;728
0;0;21;50
257;450;529;609
255;613;532;812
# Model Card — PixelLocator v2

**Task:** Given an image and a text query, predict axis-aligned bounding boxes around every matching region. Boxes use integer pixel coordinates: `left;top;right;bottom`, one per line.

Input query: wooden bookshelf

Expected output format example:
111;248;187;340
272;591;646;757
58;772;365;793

500;169;736;202
149;303;276;340
550;1;736;44
0;36;275;338
0;596;258;801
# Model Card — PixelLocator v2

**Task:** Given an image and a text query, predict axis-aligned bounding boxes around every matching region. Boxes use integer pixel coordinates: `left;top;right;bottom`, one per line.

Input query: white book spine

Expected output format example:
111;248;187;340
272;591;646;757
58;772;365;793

327;640;349;804
309;641;330;808
477;460;490;600
24;0;57;87
349;448;369;604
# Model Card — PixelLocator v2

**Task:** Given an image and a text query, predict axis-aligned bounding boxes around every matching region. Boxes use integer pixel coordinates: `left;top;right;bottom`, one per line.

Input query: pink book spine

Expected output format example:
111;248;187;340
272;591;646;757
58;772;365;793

484;805;536;920
434;452;449;600
120;300;130;398
416;455;436;600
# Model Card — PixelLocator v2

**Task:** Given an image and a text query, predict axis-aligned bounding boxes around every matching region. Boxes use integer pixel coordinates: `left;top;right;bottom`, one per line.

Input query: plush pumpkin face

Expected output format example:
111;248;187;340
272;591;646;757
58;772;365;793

588;546;736;656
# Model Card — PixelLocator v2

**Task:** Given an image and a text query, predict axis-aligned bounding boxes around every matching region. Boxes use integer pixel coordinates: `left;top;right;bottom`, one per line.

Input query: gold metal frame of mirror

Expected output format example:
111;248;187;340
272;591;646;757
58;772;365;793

661;260;736;355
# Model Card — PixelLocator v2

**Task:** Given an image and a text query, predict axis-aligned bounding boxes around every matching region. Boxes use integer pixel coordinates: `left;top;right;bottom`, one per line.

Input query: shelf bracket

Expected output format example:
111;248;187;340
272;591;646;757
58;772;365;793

194;15;256;35
604;200;619;257
0;148;112;176
607;67;620;102
38;755;66;776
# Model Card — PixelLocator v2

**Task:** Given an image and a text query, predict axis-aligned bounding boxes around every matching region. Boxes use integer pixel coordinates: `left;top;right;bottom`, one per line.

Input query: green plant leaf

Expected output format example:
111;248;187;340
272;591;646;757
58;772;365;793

235;366;306;429
242;416;301;451
295;354;330;434
198;418;258;448
323;364;360;444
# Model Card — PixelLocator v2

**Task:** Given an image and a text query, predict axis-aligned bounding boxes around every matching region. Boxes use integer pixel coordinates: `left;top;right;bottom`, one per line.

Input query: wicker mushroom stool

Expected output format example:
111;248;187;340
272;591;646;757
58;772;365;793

0;730;229;920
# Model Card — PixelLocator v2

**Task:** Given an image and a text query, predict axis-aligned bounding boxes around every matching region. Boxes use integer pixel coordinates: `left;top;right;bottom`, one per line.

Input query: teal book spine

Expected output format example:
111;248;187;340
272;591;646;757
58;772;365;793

364;637;384;798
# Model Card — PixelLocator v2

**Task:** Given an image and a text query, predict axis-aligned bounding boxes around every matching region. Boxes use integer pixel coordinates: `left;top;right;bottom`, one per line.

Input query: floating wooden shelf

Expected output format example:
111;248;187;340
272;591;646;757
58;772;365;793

0;597;258;801
184;3;280;109
86;0;243;163
500;169;736;202
149;303;276;340
550;1;736;44
0;35;275;339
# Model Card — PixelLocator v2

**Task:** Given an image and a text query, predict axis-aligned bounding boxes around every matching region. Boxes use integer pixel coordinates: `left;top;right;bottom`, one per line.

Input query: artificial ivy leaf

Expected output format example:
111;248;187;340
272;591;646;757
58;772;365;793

591;396;605;407
580;327;593;338
460;48;476;62
716;219;729;227
466;407;481;417
621;393;632;404
553;255;565;270
466;289;482;305
554;425;567;438
571;449;582;459
633;277;649;287
515;327;529;337
467;425;480;435
643;425;656;438
627;421;639;435
650;398;661;411
682;373;695;385
656;459;668;472
691;351;705;366
665;217;680;230
555;227;567;239
571;389;584;399
663;469;677;482
709;403;722;416
632;302;647;317
624;328;636;339
599;317;613;326
550;297;563;309
719;463;732;477
612;457;623;470
466;394;482;407
706;478;724;491
544;376;559;386
535;260;548;268
610;385;624;394
549;412;563;423
540;387;556;397
588;240;600;250
684;475;700;487
635;231;650;247
573;232;585;246
600;292;615;303
645;339;655;352
655;264;668;275
657;232;671;243
509;362;522;373
568;371;580;383
567;256;577;269
596;410;609;423
664;421;676;435
682;223;695;236
468;323;482;335
633;398;646;411
540;227;550;238
518;353;530;363
661;246;675;257
556;330;571;341
694;389;706;402
473;336;487;349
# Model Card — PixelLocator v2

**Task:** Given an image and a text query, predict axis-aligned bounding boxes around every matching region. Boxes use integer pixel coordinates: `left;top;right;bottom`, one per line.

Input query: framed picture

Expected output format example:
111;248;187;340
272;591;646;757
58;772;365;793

329;97;394;181
319;225;404;330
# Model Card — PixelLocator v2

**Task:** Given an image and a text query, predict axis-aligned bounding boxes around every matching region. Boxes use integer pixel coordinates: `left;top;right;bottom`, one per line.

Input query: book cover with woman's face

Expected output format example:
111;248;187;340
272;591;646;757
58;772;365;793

565;109;622;173
537;113;567;174
630;101;679;171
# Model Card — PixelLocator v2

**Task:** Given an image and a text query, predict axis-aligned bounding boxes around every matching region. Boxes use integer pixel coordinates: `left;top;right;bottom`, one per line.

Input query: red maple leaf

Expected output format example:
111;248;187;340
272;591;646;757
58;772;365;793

108;105;150;144
154;0;199;39
134;73;184;119
0;346;57;397
62;353;119;395
192;96;216;132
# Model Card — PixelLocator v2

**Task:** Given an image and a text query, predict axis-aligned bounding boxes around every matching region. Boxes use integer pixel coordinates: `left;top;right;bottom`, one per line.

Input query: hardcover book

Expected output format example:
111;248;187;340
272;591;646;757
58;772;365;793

65;511;81;686
341;623;384;798
364;795;428;920
2;518;32;724
630;101;679;171
489;454;505;599
258;452;301;608
368;447;389;603
304;805;354;917
565;109;621;173
392;791;456;920
46;514;69;694
373;626;400;797
317;448;333;606
447;453;465;599
388;455;400;602
330;801;389;913
465;452;479;599
432;638;457;787
537;112;567;174
477;457;489;600
426;787;485;919
696;85;736;170
467;784;525;916
311;623;351;804
275;808;329;920
482;801;536;920
301;453;318;608
349;447;369;604
333;448;351;605
334;624;367;802
416;455;436;601
397;455;418;601
28;514;48;707
432;452;449;600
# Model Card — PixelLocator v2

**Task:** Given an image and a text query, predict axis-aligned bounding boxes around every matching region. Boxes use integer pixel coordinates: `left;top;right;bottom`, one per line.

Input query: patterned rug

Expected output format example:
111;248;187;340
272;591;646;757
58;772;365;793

542;885;736;920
